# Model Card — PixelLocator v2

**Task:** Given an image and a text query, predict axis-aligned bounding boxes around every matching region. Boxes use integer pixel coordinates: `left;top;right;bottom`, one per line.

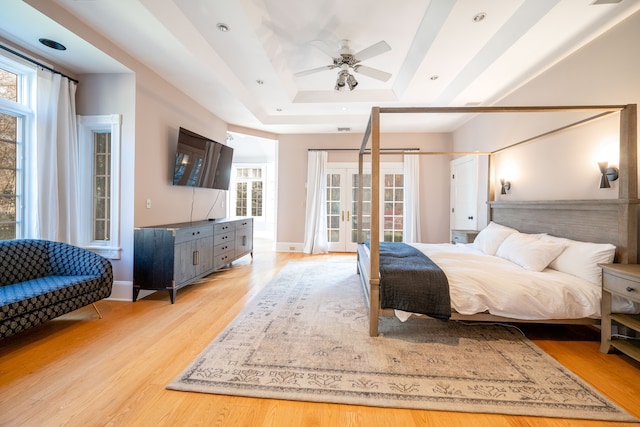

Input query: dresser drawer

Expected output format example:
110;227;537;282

214;222;236;235
235;218;252;230
214;231;234;246
174;225;213;243
214;241;234;256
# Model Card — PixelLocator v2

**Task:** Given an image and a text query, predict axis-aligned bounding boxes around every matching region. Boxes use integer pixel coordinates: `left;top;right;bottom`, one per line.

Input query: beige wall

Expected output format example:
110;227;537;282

133;71;228;227
30;2;229;300
276;132;453;246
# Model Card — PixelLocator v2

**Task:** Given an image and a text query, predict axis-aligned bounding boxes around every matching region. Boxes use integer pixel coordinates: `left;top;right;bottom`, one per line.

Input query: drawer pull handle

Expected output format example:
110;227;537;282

626;286;636;292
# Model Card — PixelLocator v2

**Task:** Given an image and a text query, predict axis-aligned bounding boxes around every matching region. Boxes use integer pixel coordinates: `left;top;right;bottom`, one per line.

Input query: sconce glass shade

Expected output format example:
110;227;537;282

500;179;511;195
598;161;619;189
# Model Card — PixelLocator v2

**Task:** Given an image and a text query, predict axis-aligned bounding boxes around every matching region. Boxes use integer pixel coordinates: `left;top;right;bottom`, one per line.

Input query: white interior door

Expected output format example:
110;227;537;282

450;156;478;231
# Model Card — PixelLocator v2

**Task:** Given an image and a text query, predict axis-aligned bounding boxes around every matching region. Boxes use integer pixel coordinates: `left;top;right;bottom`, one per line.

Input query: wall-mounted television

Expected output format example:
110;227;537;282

172;127;234;190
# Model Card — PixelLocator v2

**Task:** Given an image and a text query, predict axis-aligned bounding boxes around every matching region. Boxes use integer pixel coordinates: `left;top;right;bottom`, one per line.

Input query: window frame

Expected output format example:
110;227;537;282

0;53;36;240
78;114;122;259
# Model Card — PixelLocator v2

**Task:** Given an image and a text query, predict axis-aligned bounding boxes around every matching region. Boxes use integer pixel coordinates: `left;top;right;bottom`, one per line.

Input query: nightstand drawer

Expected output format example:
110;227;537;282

451;229;478;244
603;273;640;300
600;263;640;361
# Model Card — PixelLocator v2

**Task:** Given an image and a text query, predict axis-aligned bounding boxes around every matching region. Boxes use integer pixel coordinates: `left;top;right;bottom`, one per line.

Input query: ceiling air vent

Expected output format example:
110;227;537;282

590;0;622;4
337;127;351;132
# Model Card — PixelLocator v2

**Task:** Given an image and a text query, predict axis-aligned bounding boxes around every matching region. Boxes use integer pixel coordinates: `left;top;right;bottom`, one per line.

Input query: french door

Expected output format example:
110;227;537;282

326;163;404;252
326;167;368;252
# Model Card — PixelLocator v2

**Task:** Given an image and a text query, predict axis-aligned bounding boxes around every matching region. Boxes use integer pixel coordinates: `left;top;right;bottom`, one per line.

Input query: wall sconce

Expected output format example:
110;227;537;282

598;161;619;189
500;178;511;195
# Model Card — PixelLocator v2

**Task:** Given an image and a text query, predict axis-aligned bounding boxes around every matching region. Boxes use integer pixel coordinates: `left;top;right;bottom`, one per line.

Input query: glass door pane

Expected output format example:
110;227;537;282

383;173;404;242
326;173;342;245
350;172;371;246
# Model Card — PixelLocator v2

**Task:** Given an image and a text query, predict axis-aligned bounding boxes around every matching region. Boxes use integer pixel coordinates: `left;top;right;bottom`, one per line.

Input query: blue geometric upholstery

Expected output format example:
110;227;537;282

0;239;113;339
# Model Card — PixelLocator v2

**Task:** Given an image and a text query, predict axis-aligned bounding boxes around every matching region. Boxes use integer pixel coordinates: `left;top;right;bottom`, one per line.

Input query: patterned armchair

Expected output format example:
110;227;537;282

0;239;113;339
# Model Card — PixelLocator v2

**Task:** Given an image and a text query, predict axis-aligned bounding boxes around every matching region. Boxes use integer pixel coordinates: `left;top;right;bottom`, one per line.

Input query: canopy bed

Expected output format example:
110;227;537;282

356;105;638;336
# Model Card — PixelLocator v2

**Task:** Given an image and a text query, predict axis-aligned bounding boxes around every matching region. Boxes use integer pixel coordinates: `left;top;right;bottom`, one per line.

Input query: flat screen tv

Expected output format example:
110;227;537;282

172;127;234;190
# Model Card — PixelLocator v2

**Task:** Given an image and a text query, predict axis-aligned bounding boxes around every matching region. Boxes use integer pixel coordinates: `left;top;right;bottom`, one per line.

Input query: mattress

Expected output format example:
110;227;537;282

396;243;639;321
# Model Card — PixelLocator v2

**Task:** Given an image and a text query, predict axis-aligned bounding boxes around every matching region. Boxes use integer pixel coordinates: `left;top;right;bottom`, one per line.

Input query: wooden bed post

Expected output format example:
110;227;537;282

358;152;363;243
618;104;638;264
369;107;381;336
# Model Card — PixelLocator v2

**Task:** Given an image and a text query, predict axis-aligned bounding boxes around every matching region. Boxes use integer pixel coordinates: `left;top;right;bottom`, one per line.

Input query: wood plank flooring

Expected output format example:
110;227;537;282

1;239;639;427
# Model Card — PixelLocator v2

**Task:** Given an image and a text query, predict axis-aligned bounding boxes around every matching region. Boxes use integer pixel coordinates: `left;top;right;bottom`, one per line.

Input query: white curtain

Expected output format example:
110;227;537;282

403;151;421;243
303;150;328;254
29;69;80;244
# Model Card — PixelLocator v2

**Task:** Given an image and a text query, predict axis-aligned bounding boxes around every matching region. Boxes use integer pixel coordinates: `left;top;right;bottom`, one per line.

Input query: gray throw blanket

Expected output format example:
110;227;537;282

374;242;451;321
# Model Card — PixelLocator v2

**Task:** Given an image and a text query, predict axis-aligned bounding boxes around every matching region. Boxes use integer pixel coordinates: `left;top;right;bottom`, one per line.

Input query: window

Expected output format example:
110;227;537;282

92;131;111;241
233;166;264;218
0;59;34;241
0;111;19;240
78;115;121;258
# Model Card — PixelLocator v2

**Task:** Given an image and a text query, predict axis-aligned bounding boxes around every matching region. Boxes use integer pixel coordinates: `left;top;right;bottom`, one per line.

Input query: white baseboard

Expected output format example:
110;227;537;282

274;242;304;252
107;280;133;301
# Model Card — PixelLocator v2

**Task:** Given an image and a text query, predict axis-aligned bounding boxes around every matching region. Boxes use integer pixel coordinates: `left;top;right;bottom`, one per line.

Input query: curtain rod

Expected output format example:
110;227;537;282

0;44;79;84
308;148;419;152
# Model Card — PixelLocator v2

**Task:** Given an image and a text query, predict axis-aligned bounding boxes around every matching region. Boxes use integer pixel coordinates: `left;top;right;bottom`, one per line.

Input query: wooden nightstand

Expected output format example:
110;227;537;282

451;229;479;244
600;263;640;362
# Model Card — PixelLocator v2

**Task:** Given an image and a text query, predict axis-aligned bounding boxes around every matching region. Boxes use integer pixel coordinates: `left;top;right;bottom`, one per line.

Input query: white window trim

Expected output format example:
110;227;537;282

0;53;36;239
78;114;122;259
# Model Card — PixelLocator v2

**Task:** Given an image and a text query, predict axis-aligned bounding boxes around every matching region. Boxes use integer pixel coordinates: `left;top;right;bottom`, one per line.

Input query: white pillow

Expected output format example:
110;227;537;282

473;221;518;256
540;235;616;285
496;233;566;272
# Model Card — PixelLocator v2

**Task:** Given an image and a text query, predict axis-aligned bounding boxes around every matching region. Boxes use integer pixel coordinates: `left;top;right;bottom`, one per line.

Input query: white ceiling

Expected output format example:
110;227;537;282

1;0;639;134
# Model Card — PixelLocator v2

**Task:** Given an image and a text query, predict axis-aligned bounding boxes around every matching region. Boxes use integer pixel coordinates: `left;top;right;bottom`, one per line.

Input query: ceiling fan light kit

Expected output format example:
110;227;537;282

296;39;391;91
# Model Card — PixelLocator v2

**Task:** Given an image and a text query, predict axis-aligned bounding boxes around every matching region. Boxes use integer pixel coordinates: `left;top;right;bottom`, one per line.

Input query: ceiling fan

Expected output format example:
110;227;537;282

295;39;392;90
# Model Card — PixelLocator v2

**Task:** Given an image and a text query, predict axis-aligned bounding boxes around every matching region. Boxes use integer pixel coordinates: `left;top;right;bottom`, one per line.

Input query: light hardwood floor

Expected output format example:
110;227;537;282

1;239;639;427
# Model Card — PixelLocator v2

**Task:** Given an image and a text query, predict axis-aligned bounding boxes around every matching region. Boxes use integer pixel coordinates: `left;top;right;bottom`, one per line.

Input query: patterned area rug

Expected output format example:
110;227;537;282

167;261;636;422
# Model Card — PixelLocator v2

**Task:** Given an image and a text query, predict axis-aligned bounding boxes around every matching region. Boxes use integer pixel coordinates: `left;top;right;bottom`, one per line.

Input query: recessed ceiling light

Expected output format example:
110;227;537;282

216;23;230;32
472;12;486;23
39;38;66;50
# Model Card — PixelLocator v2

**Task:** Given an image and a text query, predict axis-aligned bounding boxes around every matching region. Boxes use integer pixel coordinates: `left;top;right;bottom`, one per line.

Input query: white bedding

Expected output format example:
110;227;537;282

396;243;639;321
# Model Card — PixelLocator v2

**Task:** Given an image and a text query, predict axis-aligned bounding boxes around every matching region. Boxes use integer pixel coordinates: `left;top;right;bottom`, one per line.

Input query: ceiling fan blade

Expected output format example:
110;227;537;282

295;65;336;77
353;40;391;62
310;40;339;59
353;65;391;82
